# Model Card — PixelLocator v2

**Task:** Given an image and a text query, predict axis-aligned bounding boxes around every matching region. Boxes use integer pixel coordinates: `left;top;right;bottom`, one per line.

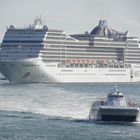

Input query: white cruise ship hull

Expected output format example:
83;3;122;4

1;59;140;83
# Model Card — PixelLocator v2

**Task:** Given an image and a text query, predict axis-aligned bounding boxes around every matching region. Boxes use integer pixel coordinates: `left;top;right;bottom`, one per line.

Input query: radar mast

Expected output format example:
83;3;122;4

33;16;43;29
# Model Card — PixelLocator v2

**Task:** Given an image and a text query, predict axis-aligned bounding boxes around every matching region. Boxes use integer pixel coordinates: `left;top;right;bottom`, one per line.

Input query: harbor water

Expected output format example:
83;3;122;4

0;80;140;140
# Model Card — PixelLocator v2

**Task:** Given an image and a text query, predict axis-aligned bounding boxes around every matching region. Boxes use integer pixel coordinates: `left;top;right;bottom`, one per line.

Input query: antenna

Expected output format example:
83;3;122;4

33;16;43;29
113;82;119;93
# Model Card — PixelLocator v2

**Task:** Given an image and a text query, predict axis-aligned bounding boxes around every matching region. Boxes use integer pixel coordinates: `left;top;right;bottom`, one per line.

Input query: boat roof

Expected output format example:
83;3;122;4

108;92;124;98
108;86;124;98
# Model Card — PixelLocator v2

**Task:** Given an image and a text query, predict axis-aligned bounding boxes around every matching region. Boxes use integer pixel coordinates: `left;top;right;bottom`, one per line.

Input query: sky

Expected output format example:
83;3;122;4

0;0;140;42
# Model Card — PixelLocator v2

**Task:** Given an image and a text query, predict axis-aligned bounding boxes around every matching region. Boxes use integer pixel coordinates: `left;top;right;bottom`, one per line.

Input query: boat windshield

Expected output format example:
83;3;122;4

107;95;127;106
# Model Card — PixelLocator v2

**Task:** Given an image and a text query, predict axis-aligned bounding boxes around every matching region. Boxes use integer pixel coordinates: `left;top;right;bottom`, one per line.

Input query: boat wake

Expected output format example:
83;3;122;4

0;83;140;125
0;109;140;126
0;83;97;120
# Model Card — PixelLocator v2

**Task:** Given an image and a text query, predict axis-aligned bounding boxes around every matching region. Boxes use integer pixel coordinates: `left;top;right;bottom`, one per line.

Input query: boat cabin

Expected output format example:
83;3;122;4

107;88;127;106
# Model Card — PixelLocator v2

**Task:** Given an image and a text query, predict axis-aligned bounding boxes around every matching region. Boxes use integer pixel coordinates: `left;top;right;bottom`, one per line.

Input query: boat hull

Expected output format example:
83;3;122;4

101;115;137;122
1;59;140;83
90;106;139;122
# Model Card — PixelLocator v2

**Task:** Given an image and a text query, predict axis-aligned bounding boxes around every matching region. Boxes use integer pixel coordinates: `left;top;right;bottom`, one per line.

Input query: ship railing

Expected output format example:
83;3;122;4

57;62;96;68
57;61;126;68
127;101;137;107
124;64;131;68
91;98;107;107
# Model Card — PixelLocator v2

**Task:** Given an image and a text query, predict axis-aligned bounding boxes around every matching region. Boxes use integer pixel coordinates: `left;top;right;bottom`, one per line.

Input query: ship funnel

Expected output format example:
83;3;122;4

90;20;108;36
99;20;107;28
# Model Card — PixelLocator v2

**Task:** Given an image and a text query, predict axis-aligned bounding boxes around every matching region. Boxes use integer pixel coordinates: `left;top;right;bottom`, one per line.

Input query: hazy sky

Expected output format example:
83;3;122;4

0;0;140;41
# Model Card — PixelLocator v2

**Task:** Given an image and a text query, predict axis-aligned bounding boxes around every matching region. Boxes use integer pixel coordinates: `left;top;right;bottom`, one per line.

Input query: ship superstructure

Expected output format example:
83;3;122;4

0;18;140;83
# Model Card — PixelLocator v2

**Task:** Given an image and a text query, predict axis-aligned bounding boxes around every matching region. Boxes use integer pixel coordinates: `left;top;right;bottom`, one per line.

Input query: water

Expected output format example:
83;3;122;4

0;80;140;140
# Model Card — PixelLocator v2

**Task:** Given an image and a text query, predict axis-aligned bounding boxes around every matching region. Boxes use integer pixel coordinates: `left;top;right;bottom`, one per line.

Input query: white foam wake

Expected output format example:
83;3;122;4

0;83;97;119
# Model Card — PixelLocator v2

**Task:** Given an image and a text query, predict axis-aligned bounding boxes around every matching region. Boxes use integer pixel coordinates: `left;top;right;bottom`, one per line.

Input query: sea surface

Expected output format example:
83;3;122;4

0;80;140;140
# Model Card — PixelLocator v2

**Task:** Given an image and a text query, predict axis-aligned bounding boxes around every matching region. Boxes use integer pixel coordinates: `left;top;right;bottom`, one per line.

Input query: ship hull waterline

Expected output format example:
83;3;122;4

0;60;140;83
99;107;139;122
89;107;139;122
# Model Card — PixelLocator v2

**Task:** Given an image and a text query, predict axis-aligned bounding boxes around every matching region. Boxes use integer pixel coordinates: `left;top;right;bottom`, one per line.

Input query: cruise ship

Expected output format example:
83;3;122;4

0;17;140;83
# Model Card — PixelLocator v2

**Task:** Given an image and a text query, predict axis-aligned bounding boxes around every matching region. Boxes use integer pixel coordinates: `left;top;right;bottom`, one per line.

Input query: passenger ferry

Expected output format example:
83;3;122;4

89;86;139;122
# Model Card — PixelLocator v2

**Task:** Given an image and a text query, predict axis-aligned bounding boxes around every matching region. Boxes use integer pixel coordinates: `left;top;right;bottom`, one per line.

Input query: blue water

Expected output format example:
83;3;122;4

0;80;140;140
